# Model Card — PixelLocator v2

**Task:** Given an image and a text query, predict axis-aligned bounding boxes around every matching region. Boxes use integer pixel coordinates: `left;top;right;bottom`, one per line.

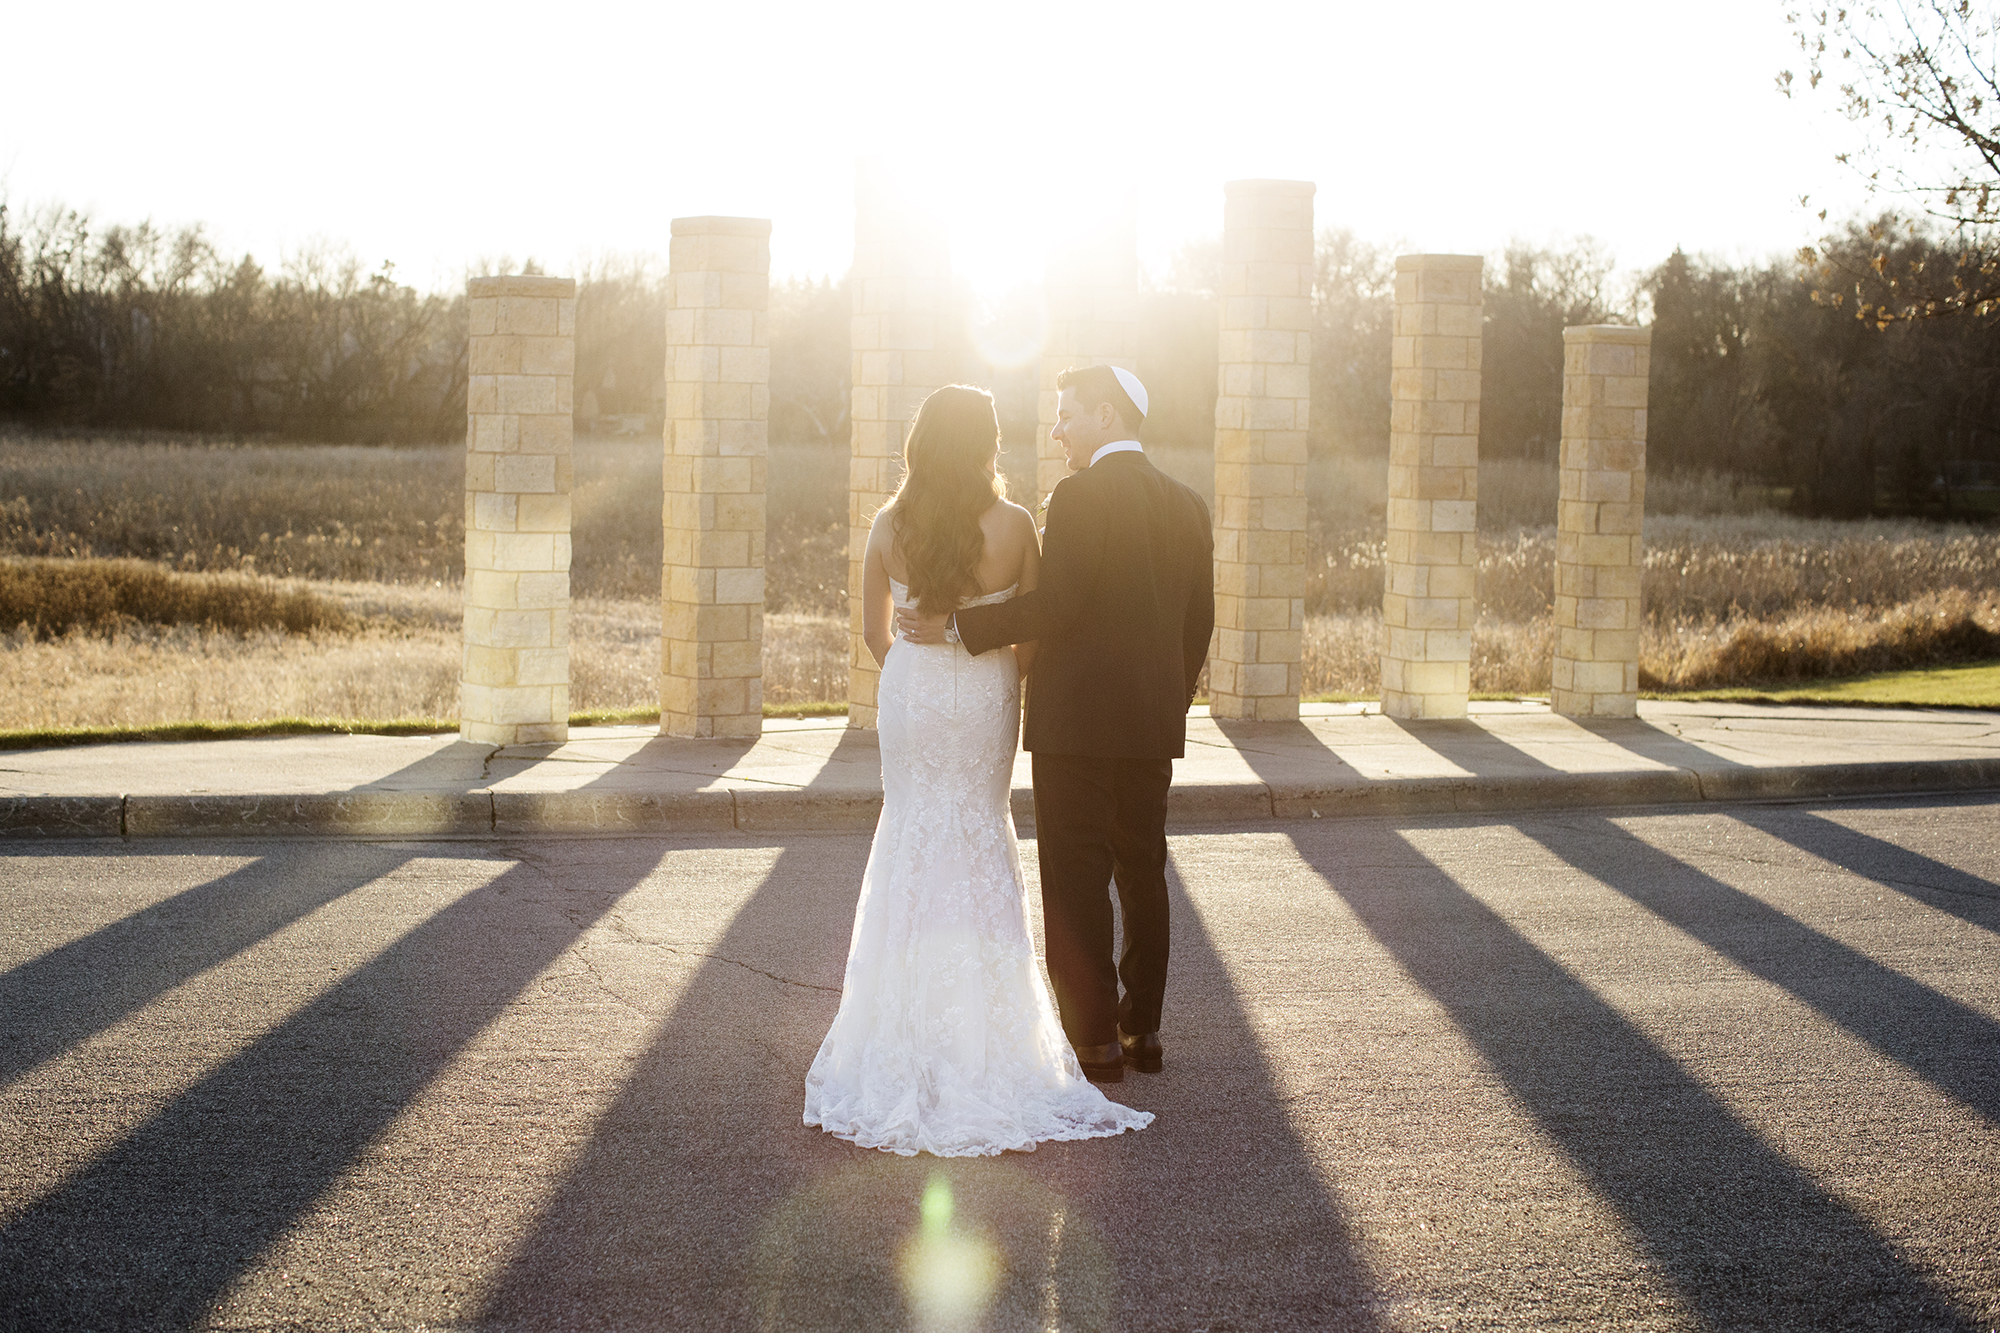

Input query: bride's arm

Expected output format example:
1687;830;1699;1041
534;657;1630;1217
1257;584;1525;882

1010;505;1041;677
861;510;896;668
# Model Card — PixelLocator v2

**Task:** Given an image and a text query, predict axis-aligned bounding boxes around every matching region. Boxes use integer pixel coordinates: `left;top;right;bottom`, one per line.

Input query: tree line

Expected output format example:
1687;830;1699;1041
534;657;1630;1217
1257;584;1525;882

4;197;1997;517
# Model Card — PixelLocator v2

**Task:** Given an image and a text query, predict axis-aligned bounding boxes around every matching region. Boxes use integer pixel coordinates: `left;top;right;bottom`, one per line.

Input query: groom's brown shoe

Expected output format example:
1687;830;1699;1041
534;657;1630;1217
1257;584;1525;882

1074;1041;1125;1083
1119;1027;1163;1074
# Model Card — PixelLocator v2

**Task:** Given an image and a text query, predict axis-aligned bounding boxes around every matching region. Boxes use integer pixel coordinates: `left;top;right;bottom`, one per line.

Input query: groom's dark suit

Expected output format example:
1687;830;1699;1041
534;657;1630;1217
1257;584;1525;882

955;449;1213;1049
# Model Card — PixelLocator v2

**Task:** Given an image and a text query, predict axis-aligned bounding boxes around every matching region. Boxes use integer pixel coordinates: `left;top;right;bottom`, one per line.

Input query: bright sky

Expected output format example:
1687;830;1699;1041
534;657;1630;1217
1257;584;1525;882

0;0;1886;294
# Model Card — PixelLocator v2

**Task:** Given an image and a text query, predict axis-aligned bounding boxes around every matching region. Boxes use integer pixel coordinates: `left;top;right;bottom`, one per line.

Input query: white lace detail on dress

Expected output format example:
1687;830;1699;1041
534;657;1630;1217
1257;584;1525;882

803;579;1153;1156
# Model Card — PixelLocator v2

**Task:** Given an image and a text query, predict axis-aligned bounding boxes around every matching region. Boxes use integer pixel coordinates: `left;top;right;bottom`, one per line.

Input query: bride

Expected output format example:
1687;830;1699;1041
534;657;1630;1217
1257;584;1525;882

803;384;1153;1157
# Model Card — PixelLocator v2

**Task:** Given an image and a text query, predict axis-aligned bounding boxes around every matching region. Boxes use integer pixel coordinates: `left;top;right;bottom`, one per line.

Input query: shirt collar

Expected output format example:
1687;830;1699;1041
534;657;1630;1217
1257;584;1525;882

1089;440;1145;467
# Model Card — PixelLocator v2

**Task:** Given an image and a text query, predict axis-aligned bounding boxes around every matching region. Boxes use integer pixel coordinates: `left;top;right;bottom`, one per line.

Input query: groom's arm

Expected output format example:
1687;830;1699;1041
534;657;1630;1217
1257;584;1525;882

955;479;1105;656
1183;497;1215;706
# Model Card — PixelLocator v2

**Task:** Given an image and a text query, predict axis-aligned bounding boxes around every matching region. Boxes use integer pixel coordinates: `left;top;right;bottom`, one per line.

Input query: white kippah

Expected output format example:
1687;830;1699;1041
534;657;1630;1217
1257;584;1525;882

1110;365;1148;419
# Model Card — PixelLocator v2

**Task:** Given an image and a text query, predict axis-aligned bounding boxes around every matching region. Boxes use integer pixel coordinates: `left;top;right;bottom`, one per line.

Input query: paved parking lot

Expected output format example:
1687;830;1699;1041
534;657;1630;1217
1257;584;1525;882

2;795;1996;1330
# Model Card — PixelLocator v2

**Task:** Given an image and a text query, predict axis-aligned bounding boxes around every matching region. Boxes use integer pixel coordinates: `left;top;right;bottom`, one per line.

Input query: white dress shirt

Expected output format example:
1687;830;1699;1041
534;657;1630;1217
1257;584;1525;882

1089;440;1145;467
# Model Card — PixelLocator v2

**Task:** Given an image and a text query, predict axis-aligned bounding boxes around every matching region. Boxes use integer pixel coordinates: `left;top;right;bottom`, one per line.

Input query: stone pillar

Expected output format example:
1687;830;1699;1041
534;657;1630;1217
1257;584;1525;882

1039;213;1141;501
461;275;575;746
660;216;771;738
847;166;950;727
1210;179;1315;721
1380;255;1483;720
1553;325;1651;718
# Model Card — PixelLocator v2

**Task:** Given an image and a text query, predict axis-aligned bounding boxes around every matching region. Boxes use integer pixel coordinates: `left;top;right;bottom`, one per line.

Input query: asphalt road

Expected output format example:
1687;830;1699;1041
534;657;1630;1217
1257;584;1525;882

2;796;1996;1332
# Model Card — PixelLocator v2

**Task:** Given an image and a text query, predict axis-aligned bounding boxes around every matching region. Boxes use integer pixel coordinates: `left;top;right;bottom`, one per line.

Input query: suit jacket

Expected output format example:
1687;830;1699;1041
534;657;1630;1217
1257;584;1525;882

956;450;1214;759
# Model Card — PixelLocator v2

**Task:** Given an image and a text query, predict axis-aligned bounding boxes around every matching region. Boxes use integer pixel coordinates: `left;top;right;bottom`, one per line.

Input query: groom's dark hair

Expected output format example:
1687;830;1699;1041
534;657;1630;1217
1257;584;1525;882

1056;365;1143;435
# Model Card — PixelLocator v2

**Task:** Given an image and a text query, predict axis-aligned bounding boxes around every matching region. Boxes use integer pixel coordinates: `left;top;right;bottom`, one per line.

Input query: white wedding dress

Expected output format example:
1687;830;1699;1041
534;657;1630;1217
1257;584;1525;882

803;578;1154;1156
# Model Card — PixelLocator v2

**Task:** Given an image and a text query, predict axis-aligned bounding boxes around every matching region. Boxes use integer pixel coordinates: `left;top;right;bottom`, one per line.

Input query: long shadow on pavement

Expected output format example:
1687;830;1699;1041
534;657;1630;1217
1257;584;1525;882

1285;819;1983;1332
0;733;524;1092
1382;716;1562;774
1726;799;2000;934
1575;713;1747;773
0;842;418;1086
1519;812;2000;1123
479;838;1386;1332
0;839;671;1331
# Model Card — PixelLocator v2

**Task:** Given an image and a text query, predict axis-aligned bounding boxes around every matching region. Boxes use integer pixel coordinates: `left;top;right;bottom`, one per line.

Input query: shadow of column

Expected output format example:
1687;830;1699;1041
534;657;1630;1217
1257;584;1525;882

1584;714;1751;774
0;842;419;1086
1726;799;2000;934
1380;717;1562;774
0;838;677;1330
1512;813;2000;1123
477;841;1386;1331
1284;820;1983;1331
0;731;517;1092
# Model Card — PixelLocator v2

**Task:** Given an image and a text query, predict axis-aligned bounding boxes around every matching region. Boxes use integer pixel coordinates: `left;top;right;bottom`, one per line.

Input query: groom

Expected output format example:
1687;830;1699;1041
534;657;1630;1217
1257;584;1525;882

899;365;1213;1083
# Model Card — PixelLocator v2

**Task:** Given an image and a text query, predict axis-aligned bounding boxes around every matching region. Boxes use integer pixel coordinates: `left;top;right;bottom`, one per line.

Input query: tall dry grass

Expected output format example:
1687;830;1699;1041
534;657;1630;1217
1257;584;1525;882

1302;612;1556;697
0;435;462;582
0;624;463;730
5;431;1999;726
1305;517;2000;622
0;581;850;732
1147;451;1781;536
0;433;848;609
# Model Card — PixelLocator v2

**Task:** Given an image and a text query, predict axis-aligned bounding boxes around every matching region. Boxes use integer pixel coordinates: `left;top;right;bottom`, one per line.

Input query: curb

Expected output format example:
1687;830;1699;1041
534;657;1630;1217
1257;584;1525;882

4;758;1998;840
1691;756;2000;804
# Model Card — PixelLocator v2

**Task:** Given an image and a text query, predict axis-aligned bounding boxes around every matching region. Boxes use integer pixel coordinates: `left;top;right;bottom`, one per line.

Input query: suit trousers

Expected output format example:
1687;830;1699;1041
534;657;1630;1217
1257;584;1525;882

1030;751;1174;1049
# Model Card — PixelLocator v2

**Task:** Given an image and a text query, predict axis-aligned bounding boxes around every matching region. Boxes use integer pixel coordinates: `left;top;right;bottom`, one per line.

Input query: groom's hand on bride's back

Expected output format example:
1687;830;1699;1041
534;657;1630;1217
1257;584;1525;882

896;606;950;644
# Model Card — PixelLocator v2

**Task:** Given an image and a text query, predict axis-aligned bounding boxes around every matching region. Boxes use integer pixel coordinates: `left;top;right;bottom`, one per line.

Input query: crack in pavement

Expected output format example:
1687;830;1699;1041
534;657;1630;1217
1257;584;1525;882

578;904;841;996
569;939;657;1019
635;940;841;994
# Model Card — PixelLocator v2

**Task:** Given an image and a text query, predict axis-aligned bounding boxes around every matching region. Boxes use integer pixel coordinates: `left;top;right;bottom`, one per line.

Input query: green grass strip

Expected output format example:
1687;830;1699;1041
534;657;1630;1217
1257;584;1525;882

765;700;849;717
0;701;855;750
13;662;1995;754
1298;692;1548;704
565;706;662;728
1650;658;2000;708
572;702;847;725
0;716;459;749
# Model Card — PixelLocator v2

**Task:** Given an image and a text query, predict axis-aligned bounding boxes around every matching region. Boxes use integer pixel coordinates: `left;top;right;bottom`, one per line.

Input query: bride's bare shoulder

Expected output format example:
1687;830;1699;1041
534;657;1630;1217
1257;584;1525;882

996;498;1037;536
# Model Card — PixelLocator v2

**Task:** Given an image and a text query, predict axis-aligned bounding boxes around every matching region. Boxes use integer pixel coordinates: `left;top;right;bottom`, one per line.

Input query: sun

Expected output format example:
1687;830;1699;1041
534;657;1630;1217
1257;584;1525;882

859;152;1138;301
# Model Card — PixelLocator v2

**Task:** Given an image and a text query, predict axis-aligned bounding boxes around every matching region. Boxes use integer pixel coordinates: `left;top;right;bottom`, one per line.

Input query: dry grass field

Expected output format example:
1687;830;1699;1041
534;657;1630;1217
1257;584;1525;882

2;430;1997;732
0;574;849;731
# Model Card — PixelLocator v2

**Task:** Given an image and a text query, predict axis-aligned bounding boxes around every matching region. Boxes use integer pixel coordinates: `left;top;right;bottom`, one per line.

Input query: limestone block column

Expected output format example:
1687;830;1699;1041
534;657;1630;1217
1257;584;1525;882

1380;255;1483;720
661;216;771;738
1552;325;1651;718
461;275;575;746
847;168;950;727
1038;214;1140;500
1210;179;1315;721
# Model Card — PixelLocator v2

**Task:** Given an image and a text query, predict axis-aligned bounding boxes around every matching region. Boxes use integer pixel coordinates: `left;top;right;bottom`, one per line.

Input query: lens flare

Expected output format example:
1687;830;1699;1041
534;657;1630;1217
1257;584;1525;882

750;1158;1110;1331
899;1174;1001;1331
969;305;1045;373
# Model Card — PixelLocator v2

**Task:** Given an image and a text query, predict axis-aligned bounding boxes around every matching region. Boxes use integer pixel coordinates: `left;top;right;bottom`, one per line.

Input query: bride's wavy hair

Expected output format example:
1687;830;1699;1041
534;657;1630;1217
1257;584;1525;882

889;384;1007;616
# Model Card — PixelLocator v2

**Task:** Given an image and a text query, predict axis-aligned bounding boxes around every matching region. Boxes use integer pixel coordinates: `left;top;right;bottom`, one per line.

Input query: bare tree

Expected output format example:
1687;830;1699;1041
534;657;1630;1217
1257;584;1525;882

1782;1;2000;320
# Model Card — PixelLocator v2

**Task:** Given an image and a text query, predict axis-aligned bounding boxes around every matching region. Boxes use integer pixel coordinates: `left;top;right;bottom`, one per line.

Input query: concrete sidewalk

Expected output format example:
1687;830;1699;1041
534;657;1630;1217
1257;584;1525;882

3;700;1998;839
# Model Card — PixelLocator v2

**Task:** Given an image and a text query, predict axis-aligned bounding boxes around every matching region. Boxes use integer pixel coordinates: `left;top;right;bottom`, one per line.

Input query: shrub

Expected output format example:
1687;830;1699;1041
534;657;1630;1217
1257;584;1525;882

0;558;350;638
1641;590;2000;690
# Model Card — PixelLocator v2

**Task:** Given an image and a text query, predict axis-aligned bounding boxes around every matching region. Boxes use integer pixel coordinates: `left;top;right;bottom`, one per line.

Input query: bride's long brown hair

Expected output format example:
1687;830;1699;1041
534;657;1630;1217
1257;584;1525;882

888;384;1006;616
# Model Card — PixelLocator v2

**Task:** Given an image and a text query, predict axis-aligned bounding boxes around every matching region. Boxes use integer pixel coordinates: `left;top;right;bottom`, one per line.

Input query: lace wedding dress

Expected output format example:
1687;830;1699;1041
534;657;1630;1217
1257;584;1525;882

803;578;1153;1156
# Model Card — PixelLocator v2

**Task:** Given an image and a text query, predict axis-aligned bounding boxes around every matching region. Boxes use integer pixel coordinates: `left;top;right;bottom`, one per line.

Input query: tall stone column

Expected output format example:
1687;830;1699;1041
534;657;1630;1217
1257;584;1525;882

1210;179;1315;721
1553;324;1651;718
461;275;575;746
661;216;771;738
1380;255;1483;720
1038;213;1140;501
847;167;950;727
